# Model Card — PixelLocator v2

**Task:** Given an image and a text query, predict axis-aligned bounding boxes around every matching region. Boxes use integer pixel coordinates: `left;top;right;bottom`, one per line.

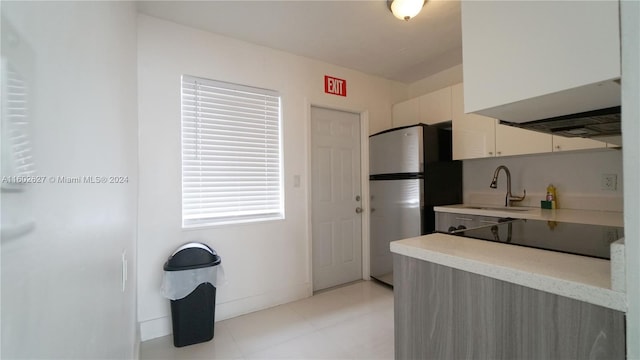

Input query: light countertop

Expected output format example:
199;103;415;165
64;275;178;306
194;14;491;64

434;204;624;227
390;233;627;312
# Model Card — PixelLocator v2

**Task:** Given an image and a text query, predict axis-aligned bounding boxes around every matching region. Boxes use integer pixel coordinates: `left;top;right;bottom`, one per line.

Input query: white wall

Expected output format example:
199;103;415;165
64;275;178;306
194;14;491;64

462;150;624;211
0;2;138;358
407;64;463;99
621;0;640;357
137;15;406;340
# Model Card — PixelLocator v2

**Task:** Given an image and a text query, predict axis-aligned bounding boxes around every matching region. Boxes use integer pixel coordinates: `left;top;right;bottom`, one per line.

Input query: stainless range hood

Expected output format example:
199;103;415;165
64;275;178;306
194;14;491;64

500;106;621;141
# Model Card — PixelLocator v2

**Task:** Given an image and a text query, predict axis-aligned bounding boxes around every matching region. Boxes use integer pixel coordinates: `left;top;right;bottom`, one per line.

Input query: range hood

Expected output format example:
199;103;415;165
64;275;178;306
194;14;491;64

500;106;621;139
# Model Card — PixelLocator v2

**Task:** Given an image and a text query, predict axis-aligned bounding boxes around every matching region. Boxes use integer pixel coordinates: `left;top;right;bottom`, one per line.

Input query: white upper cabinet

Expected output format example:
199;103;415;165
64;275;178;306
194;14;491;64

418;87;452;125
451;83;496;159
495;124;552;157
392;97;420;128
461;0;621;122
452;82;552;159
398;83;610;161
552;136;607;152
392;87;452;127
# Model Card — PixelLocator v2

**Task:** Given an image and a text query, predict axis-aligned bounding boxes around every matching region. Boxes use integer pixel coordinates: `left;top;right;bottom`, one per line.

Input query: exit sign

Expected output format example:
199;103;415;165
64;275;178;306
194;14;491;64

324;75;347;97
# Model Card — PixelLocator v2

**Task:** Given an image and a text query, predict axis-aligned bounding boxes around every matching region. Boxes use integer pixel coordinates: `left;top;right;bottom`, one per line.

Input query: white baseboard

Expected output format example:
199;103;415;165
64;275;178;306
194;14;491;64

140;317;172;342
139;282;312;342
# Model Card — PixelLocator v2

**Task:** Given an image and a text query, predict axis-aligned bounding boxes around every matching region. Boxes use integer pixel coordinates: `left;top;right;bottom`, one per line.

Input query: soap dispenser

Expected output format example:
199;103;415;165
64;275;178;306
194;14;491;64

546;184;557;209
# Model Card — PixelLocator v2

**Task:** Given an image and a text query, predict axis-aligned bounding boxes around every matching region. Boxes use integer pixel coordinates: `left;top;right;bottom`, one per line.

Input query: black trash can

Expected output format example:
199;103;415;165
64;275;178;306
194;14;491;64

163;243;221;347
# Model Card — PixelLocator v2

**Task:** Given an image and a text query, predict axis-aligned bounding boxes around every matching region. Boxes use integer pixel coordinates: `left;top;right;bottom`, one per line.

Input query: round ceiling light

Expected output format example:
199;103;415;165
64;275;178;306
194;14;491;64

388;0;426;21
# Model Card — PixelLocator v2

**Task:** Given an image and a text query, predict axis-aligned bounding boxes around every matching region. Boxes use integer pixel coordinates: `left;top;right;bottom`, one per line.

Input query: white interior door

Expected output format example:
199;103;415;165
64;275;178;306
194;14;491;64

311;106;362;291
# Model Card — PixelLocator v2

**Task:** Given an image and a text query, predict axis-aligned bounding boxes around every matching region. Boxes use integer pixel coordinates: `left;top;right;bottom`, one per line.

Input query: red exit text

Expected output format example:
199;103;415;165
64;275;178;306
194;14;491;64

324;75;347;97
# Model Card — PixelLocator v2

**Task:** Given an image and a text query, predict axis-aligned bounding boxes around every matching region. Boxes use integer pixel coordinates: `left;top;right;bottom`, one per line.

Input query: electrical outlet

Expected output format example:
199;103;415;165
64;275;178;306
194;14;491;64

602;228;620;243
601;173;617;191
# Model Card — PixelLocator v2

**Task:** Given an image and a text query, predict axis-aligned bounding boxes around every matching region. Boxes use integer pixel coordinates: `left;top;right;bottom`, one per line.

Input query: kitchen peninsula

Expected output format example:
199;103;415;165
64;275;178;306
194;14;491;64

391;206;626;359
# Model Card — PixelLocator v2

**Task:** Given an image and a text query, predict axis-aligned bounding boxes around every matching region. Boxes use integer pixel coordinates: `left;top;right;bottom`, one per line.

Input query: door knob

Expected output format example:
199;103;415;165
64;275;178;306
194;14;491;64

355;207;363;214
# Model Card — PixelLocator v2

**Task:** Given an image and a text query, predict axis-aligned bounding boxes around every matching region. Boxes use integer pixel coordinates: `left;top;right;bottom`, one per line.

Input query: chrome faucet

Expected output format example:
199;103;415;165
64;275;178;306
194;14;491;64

490;165;526;207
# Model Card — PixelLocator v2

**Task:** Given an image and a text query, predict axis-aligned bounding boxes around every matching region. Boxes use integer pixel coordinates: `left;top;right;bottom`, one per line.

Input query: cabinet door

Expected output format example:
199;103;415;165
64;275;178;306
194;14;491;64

394;255;626;360
418;87;451;125
436;212;479;233
451;83;497;159
462;1;620;121
436;212;505;233
435;212;454;232
392;97;420;128
552;135;607;152
495;124;552;157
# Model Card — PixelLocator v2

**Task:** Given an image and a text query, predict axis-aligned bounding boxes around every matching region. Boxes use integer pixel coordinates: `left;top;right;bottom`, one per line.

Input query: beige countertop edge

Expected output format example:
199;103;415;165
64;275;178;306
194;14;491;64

433;204;624;227
610;238;626;292
390;234;627;313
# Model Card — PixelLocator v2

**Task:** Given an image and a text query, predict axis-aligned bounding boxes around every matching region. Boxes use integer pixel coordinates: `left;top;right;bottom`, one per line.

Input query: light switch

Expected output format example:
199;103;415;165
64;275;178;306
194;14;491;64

293;175;301;188
121;250;127;292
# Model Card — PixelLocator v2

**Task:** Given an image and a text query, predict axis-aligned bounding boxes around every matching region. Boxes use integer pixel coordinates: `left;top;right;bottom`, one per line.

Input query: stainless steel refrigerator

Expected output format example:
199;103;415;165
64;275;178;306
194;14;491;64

369;124;462;286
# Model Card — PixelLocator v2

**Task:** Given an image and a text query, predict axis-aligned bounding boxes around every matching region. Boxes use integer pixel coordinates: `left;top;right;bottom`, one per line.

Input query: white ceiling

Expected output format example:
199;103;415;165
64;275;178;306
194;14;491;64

136;0;463;83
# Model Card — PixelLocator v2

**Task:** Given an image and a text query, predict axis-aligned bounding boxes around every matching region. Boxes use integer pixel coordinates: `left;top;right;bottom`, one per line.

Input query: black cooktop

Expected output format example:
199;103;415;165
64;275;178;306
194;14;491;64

444;218;623;260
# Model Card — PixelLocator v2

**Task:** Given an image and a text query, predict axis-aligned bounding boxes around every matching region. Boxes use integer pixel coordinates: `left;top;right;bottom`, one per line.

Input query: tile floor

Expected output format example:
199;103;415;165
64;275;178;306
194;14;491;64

140;280;394;359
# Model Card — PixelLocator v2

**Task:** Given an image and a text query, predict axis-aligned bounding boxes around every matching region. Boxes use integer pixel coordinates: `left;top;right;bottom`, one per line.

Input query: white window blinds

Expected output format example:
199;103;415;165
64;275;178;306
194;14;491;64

1;64;35;189
181;75;283;227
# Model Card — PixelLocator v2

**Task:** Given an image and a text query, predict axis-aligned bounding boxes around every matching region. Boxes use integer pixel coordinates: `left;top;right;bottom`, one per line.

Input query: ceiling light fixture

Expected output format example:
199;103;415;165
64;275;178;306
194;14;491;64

388;0;426;21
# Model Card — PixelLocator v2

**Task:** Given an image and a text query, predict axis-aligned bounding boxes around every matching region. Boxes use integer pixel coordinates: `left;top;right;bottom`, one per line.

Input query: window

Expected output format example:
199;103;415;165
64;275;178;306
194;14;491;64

1;63;35;191
181;75;283;227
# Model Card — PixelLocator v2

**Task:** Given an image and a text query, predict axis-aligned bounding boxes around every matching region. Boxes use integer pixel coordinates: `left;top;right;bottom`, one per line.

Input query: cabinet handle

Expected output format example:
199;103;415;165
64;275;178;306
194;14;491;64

455;217;473;221
555;145;561;150
497;151;502;155
488;151;493;155
479;220;498;224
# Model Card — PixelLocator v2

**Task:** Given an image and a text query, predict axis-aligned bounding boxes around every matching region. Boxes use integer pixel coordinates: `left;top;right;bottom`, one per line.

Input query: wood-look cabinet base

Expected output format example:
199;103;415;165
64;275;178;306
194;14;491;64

393;254;625;360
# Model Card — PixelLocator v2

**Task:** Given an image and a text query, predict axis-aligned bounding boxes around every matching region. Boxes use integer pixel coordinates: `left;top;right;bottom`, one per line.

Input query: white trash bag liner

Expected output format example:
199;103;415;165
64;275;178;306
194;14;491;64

161;265;226;300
